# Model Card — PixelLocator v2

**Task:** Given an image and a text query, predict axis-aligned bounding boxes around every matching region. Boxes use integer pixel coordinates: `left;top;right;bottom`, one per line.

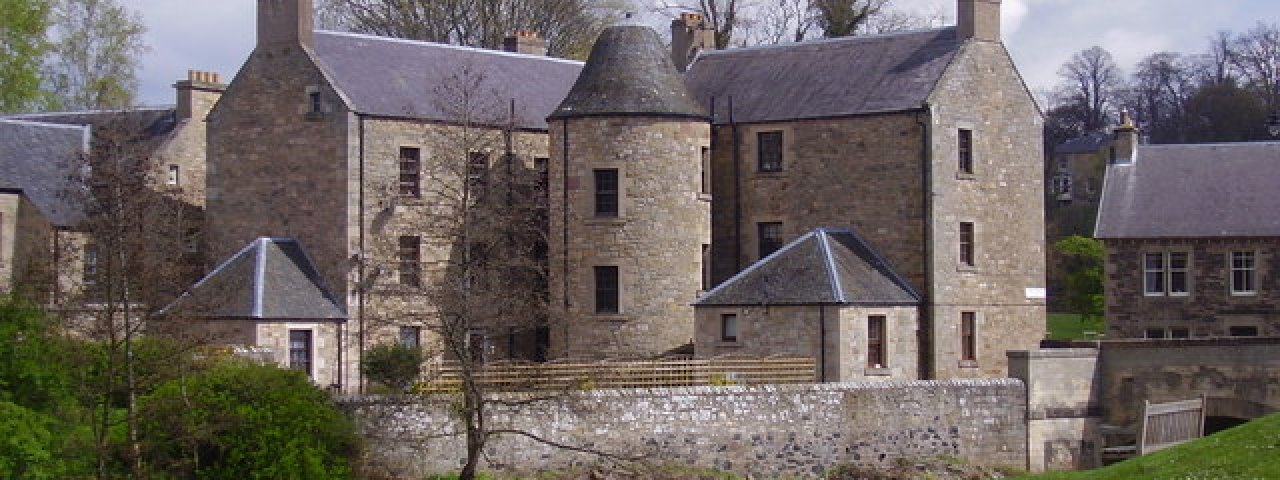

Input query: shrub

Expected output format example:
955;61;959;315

139;360;360;479
361;342;424;391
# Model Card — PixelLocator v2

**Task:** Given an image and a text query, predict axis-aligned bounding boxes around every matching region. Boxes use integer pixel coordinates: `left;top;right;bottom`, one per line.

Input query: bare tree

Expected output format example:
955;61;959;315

1229;22;1280;109
319;0;626;59
811;0;888;38
1056;46;1126;132
1124;52;1196;143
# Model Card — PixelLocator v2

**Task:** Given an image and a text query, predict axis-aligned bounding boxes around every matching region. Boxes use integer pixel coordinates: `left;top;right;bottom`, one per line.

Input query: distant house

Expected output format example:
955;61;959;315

1095;116;1280;338
694;228;922;381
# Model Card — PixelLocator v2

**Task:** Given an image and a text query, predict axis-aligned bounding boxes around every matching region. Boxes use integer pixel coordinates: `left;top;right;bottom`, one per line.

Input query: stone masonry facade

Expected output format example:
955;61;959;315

549;116;711;357
344;379;1027;478
1103;238;1280;338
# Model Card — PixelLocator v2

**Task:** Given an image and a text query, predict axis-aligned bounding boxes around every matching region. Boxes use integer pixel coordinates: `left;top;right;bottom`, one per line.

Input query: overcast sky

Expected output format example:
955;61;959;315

122;0;1276;107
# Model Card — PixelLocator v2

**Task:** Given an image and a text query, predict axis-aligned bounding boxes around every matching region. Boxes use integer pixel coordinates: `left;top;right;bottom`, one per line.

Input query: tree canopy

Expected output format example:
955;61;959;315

0;0;53;112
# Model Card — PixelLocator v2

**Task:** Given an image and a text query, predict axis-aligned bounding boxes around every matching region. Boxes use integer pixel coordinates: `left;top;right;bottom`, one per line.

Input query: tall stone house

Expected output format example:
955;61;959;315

0;71;223;309
200;0;1044;388
1095;118;1280;339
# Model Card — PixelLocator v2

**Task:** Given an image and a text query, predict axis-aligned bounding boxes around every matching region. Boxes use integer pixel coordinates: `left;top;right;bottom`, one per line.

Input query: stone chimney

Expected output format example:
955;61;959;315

174;70;226;120
503;31;547;56
1111;110;1139;165
671;12;716;72
958;0;1001;42
258;0;313;48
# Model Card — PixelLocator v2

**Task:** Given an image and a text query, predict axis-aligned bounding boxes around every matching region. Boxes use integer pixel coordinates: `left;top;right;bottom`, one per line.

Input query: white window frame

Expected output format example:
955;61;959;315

1230;251;1257;296
1143;251;1190;297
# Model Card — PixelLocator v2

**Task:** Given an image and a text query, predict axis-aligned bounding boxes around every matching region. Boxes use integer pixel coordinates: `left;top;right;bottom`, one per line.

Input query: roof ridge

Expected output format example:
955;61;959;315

315;30;585;66
1141;141;1280;149
816;230;847;303
695;230;818;303
2;107;175;118
698;26;954;58
0;118;92;131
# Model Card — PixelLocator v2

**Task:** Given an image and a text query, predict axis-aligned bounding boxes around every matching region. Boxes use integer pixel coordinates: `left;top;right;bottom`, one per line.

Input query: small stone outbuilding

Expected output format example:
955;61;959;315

160;237;347;387
695;228;921;381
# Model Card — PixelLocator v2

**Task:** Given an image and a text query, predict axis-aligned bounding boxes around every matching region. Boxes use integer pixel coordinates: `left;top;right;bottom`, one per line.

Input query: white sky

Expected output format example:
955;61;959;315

123;0;1278;107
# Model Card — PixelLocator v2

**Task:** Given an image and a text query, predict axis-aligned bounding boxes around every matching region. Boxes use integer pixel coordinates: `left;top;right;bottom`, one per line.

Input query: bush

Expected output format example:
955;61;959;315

139;360;360;479
361;342;424;391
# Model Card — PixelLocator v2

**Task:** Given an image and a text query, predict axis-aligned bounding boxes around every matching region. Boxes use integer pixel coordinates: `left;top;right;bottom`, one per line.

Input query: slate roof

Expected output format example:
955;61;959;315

161;237;346;320
312;30;583;130
696;228;920;306
1095;142;1280;238
549;23;706;120
1055;131;1112;155
684;27;962;125
3;108;177;139
0;119;90;227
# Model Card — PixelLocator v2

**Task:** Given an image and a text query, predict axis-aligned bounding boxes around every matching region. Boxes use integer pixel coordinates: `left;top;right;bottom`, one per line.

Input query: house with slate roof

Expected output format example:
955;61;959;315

1095;117;1280;339
695;229;922;381
204;0;1044;387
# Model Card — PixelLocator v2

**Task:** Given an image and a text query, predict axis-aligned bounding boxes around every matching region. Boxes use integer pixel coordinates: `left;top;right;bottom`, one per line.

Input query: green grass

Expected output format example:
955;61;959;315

1020;412;1280;479
1047;313;1104;340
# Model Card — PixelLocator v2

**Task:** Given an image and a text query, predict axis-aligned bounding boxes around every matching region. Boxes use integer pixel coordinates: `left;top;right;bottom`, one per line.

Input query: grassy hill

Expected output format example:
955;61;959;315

1023;411;1280;479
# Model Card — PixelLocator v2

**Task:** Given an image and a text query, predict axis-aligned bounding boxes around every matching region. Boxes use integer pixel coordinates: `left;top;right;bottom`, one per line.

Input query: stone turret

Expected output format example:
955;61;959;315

547;21;711;357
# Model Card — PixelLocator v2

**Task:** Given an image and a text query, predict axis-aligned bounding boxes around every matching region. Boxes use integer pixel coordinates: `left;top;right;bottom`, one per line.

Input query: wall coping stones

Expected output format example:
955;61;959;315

1042;337;1280;349
1008;348;1099;359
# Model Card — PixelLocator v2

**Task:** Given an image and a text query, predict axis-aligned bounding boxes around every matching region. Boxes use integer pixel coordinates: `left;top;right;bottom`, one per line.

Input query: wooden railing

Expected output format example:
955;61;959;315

1138;396;1206;454
415;356;817;393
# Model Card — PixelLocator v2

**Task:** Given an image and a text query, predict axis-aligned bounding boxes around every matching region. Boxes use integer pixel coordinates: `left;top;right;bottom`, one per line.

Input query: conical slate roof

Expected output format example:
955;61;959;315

695;228;920;306
160;237;346;320
549;23;707;120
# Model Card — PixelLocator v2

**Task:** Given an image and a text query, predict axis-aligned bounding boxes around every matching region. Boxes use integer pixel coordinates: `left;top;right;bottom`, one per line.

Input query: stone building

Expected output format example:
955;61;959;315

685;0;1046;378
201;0;1044;386
546;21;711;357
1095;120;1280;339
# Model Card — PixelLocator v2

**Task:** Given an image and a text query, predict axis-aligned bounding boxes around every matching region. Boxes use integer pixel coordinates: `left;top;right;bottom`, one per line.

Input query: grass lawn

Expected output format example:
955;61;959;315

1019;412;1280;479
1047;313;1104;340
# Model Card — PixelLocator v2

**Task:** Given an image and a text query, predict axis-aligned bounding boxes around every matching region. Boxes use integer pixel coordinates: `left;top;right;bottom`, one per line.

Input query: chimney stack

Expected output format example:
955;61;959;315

958;0;1001;42
671;12;716;72
503;31;548;56
1110;110;1139;165
258;0;314;48
175;69;227;120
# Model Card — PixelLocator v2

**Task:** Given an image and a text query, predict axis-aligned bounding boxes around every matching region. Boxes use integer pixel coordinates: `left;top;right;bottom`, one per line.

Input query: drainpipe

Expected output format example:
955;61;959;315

356;113;366;392
819;305;827;382
729;96;742;273
916;104;934;380
560;118;570;354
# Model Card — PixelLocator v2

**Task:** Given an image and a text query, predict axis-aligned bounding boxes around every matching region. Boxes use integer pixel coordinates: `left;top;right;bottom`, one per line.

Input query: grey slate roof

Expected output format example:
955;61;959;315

0;119;90;227
684;27;961;125
1095;142;1280;238
312;30;583;130
1055;131;1111;155
549;24;706;120
696;228;920;306
161;237;346;320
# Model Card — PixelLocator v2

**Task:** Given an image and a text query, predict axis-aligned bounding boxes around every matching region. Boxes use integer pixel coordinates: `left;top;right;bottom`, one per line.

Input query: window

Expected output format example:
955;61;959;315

308;91;322;114
399;147;420;197
959;222;975;267
593;169;618;217
1170;327;1190;339
594;265;619;314
1144;252;1190;296
757;222;783;259
534;157;549;199
757;131;782;172
398;236;421;287
1144;328;1166;339
720;313;738;342
467;152;489;196
958;128;974;174
701;243;710;291
961;312;976;362
399;326;421;349
167;164;180;186
1229;326;1259;337
1231;251;1256;295
867;315;885;368
83;244;99;286
289;330;313;377
700;146;711;194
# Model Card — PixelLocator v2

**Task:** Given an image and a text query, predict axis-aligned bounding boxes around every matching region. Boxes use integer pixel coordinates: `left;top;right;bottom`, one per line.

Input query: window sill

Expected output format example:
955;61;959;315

715;341;742;348
592;313;630;322
864;367;892;376
304;112;325;122
956;172;976;181
585;217;627;227
1231;292;1258;297
958;360;979;369
697;193;712;202
754;171;787;178
957;265;978;273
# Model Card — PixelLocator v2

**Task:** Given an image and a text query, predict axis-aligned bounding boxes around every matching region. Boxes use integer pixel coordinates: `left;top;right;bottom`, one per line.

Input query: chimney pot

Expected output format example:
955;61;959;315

503;31;548;56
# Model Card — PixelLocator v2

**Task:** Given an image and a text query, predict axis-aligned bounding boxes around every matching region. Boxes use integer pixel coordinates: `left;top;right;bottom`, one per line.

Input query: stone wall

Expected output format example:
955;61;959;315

343;379;1027;478
1008;348;1102;472
549;116;711;358
927;41;1046;379
1103;238;1280;338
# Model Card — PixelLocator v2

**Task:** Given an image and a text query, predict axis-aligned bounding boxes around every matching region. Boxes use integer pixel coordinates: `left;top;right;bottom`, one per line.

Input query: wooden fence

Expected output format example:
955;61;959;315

416;356;817;393
1138;396;1206;454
